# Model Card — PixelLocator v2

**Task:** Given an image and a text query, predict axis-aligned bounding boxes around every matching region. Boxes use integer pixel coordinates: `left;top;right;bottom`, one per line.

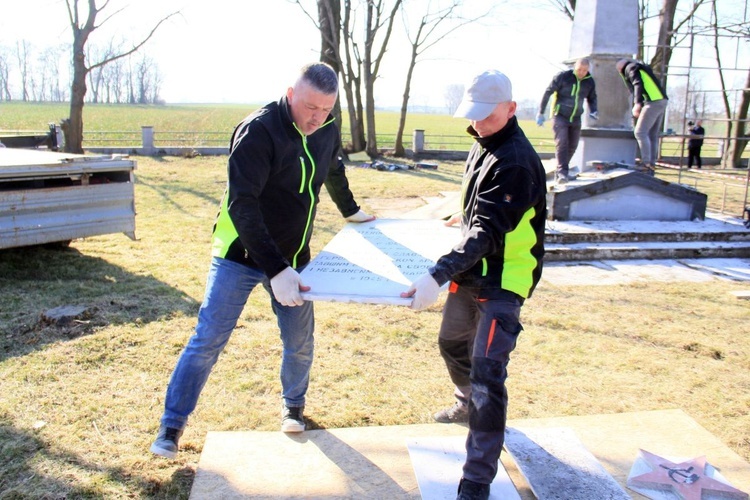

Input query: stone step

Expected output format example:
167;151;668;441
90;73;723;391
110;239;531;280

545;240;750;262
544;214;750;261
546;229;750;244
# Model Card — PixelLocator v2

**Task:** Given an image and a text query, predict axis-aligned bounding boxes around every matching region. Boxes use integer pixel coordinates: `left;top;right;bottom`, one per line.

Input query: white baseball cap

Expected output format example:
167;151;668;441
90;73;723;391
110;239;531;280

454;70;513;121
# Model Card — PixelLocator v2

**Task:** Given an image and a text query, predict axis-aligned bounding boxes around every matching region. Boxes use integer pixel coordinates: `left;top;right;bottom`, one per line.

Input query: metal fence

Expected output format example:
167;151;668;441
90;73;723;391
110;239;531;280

4;126;748;218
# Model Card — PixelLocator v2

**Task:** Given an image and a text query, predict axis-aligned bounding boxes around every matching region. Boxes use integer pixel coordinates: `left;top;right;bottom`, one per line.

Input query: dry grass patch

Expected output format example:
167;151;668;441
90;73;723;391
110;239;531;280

1;155;748;498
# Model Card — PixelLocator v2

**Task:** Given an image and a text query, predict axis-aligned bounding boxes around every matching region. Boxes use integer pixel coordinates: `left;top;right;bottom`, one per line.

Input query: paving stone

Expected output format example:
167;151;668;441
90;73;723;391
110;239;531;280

504;426;630;500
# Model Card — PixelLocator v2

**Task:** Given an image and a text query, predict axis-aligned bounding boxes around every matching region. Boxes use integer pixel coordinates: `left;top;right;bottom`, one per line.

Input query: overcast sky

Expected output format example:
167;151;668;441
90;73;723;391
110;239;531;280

1;0;747;110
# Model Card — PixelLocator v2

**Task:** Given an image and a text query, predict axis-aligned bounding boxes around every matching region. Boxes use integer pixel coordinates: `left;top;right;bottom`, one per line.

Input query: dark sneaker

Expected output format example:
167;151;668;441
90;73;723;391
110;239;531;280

456;477;490;500
281;405;305;433
150;426;183;459
556;175;569;185
433;401;469;423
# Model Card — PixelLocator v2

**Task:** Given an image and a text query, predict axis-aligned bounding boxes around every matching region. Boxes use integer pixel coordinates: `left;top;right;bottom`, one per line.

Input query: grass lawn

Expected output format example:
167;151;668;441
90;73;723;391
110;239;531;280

1;154;749;497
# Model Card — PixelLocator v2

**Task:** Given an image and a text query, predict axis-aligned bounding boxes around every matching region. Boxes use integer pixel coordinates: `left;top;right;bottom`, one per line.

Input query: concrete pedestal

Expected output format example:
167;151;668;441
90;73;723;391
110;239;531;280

571;128;638;172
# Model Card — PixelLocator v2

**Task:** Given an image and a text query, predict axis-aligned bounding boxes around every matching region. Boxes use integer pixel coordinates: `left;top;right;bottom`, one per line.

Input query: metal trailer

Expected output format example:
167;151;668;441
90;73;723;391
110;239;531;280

0;148;136;250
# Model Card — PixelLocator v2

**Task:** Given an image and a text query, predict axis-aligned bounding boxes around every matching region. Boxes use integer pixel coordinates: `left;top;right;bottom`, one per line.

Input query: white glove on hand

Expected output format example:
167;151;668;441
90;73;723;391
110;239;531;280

632;103;642;118
402;273;441;311
270;267;307;307
345;209;376;223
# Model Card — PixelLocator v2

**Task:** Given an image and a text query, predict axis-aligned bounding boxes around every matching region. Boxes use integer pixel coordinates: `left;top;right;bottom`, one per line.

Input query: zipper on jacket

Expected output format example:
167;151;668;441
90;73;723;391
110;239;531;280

291;122;325;269
569;78;581;123
298;156;306;193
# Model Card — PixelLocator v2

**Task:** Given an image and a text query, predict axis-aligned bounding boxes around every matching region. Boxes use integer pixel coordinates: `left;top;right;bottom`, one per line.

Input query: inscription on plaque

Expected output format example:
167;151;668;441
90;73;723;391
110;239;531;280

300;219;460;305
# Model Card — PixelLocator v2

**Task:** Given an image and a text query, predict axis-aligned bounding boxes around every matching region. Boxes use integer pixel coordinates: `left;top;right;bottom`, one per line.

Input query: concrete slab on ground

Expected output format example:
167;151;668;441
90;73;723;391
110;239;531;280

189;409;750;499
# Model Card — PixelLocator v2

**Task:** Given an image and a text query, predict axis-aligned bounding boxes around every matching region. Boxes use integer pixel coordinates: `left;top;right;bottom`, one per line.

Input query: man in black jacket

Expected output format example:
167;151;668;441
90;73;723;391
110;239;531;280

616;58;669;173
537;58;598;184
150;62;374;459
687;120;705;169
404;69;546;500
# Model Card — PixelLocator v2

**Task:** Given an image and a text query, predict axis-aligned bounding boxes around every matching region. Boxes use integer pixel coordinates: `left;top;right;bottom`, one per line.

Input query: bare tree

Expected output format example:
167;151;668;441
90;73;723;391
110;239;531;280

15;40;31;101
393;1;487;156
647;0;706;87
86;42;115;103
444;83;464;115
63;0;179;153
362;0;403;156
546;0;575;21
296;0;398;155
103;57;125;103
708;0;750;169
38;47;63;102
0;50;11;101
133;54;162;104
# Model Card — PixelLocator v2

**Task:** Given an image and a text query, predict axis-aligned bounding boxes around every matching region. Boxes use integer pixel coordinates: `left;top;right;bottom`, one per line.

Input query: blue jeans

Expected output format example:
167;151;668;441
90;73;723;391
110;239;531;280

160;257;314;430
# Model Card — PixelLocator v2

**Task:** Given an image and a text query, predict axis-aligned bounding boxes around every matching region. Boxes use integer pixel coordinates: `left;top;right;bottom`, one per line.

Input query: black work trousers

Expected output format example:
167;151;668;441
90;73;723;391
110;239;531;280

687;146;702;169
437;284;523;484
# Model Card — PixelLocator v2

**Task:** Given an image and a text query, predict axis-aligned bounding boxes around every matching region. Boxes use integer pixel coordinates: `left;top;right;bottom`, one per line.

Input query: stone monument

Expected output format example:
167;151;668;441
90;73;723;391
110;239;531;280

568;0;640;171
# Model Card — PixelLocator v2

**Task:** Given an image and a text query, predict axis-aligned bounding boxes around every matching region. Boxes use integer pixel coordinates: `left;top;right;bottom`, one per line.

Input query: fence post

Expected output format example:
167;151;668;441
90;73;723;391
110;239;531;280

141;126;155;155
413;129;425;153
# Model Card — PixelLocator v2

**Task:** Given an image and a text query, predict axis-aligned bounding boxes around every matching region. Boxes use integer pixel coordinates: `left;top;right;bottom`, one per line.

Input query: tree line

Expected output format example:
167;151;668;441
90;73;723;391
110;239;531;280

1;0;748;168
0;42;163;105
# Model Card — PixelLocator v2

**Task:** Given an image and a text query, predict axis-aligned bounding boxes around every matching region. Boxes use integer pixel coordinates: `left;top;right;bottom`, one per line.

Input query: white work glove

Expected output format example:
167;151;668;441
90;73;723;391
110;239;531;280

345;209;376;223
401;273;441;311
270;266;308;307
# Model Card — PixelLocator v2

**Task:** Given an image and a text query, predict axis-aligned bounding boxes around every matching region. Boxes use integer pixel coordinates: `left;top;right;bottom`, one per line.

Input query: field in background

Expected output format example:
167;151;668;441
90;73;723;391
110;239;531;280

0;101;553;152
0;155;749;498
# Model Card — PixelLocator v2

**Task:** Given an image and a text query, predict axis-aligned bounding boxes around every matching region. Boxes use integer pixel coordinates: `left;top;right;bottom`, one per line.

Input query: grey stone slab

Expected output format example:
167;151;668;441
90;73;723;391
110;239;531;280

406;435;521;500
503;426;631;500
300;219;460;305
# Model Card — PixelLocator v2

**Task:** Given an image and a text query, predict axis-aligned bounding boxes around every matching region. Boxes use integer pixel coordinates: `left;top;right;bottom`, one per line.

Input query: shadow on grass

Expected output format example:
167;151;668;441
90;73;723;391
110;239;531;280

0;416;194;498
135;174;223;217
0;244;199;362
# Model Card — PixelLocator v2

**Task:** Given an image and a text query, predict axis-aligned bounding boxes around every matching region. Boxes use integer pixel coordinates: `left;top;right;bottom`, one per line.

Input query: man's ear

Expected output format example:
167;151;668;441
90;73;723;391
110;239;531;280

508;101;517;118
286;86;294;102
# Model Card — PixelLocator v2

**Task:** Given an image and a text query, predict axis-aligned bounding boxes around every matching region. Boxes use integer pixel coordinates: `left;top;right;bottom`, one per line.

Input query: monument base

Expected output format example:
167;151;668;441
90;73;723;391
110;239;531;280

571;128;638;173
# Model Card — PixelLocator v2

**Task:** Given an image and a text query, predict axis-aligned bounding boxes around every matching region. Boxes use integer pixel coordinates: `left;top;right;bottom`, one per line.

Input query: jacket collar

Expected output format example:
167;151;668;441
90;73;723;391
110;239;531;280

467;116;519;150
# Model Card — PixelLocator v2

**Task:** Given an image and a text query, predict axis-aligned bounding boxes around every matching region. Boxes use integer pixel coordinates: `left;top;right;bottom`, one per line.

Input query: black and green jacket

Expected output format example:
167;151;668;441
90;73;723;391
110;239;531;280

539;69;597;122
211;97;360;278
429;116;547;299
619;60;668;105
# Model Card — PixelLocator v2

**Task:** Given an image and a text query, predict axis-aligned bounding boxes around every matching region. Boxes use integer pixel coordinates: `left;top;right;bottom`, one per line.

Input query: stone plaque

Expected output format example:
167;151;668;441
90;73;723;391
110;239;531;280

407;435;521;500
504;426;631;499
300;219;460;305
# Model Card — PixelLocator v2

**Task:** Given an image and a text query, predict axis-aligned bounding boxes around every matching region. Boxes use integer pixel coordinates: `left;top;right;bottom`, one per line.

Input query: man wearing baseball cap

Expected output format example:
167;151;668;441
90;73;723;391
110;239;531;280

403;69;547;500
